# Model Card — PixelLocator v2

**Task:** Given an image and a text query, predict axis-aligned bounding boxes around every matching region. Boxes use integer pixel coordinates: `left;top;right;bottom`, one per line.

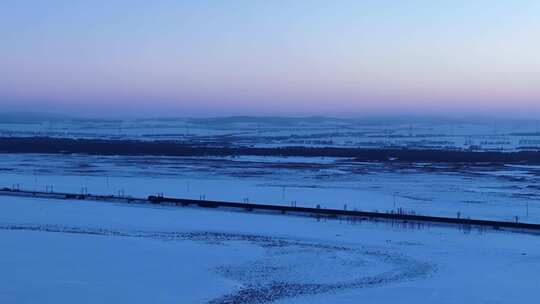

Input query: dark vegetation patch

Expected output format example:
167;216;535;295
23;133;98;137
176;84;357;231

2;137;540;164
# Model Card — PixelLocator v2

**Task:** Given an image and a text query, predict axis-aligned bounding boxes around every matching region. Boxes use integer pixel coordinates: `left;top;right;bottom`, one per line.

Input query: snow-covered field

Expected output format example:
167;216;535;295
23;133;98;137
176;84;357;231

1;153;539;224
2;116;540;302
0;195;538;303
2;116;540;151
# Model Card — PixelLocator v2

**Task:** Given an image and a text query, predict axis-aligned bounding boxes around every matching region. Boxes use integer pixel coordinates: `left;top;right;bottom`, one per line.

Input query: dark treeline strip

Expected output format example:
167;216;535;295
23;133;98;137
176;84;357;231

2;137;540;163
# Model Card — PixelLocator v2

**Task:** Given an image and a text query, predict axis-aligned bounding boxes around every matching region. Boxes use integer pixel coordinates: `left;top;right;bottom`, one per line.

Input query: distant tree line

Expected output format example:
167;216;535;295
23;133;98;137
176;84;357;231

1;136;540;164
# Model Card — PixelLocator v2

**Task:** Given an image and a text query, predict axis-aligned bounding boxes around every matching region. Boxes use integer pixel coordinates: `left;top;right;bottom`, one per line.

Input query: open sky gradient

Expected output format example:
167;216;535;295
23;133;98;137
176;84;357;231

1;0;539;117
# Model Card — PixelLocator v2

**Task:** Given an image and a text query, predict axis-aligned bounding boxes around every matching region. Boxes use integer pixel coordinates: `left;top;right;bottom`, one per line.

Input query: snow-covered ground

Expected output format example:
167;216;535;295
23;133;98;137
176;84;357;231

2;116;540;151
1;154;539;224
2;116;539;302
0;196;538;303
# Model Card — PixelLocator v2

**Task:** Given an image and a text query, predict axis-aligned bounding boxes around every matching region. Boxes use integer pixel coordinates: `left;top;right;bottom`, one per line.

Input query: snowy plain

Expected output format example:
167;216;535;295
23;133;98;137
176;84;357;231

2;116;540;151
1;153;539;224
2;117;540;303
1;195;539;304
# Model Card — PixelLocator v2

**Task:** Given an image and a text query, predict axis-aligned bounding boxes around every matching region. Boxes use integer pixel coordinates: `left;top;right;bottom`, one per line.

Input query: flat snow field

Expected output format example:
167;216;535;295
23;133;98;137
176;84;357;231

1;154;539;224
0;196;538;303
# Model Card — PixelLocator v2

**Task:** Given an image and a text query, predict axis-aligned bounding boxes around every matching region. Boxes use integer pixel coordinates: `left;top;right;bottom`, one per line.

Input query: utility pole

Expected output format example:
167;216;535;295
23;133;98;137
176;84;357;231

33;170;37;192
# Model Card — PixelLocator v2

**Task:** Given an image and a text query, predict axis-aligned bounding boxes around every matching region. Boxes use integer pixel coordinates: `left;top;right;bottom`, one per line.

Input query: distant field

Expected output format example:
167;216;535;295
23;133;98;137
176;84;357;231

2;116;540;152
1;153;539;224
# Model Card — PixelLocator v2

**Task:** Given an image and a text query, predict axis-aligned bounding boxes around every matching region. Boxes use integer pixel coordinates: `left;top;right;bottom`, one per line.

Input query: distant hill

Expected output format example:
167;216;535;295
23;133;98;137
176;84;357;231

0;112;72;124
186;116;350;126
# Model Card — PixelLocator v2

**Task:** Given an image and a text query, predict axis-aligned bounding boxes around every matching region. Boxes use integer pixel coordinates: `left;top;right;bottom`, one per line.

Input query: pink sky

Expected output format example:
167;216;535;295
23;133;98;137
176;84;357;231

1;1;539;117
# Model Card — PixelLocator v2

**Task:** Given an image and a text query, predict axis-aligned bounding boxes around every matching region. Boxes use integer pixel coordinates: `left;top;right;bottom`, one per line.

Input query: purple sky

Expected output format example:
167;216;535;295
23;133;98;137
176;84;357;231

1;1;539;117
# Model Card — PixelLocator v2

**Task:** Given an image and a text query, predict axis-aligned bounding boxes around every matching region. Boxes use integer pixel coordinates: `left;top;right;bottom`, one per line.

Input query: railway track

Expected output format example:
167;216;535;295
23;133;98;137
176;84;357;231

1;188;539;233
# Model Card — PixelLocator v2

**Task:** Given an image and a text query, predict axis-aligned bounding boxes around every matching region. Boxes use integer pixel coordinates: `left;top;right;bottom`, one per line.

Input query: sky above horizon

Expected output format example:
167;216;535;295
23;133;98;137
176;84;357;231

1;0;539;118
